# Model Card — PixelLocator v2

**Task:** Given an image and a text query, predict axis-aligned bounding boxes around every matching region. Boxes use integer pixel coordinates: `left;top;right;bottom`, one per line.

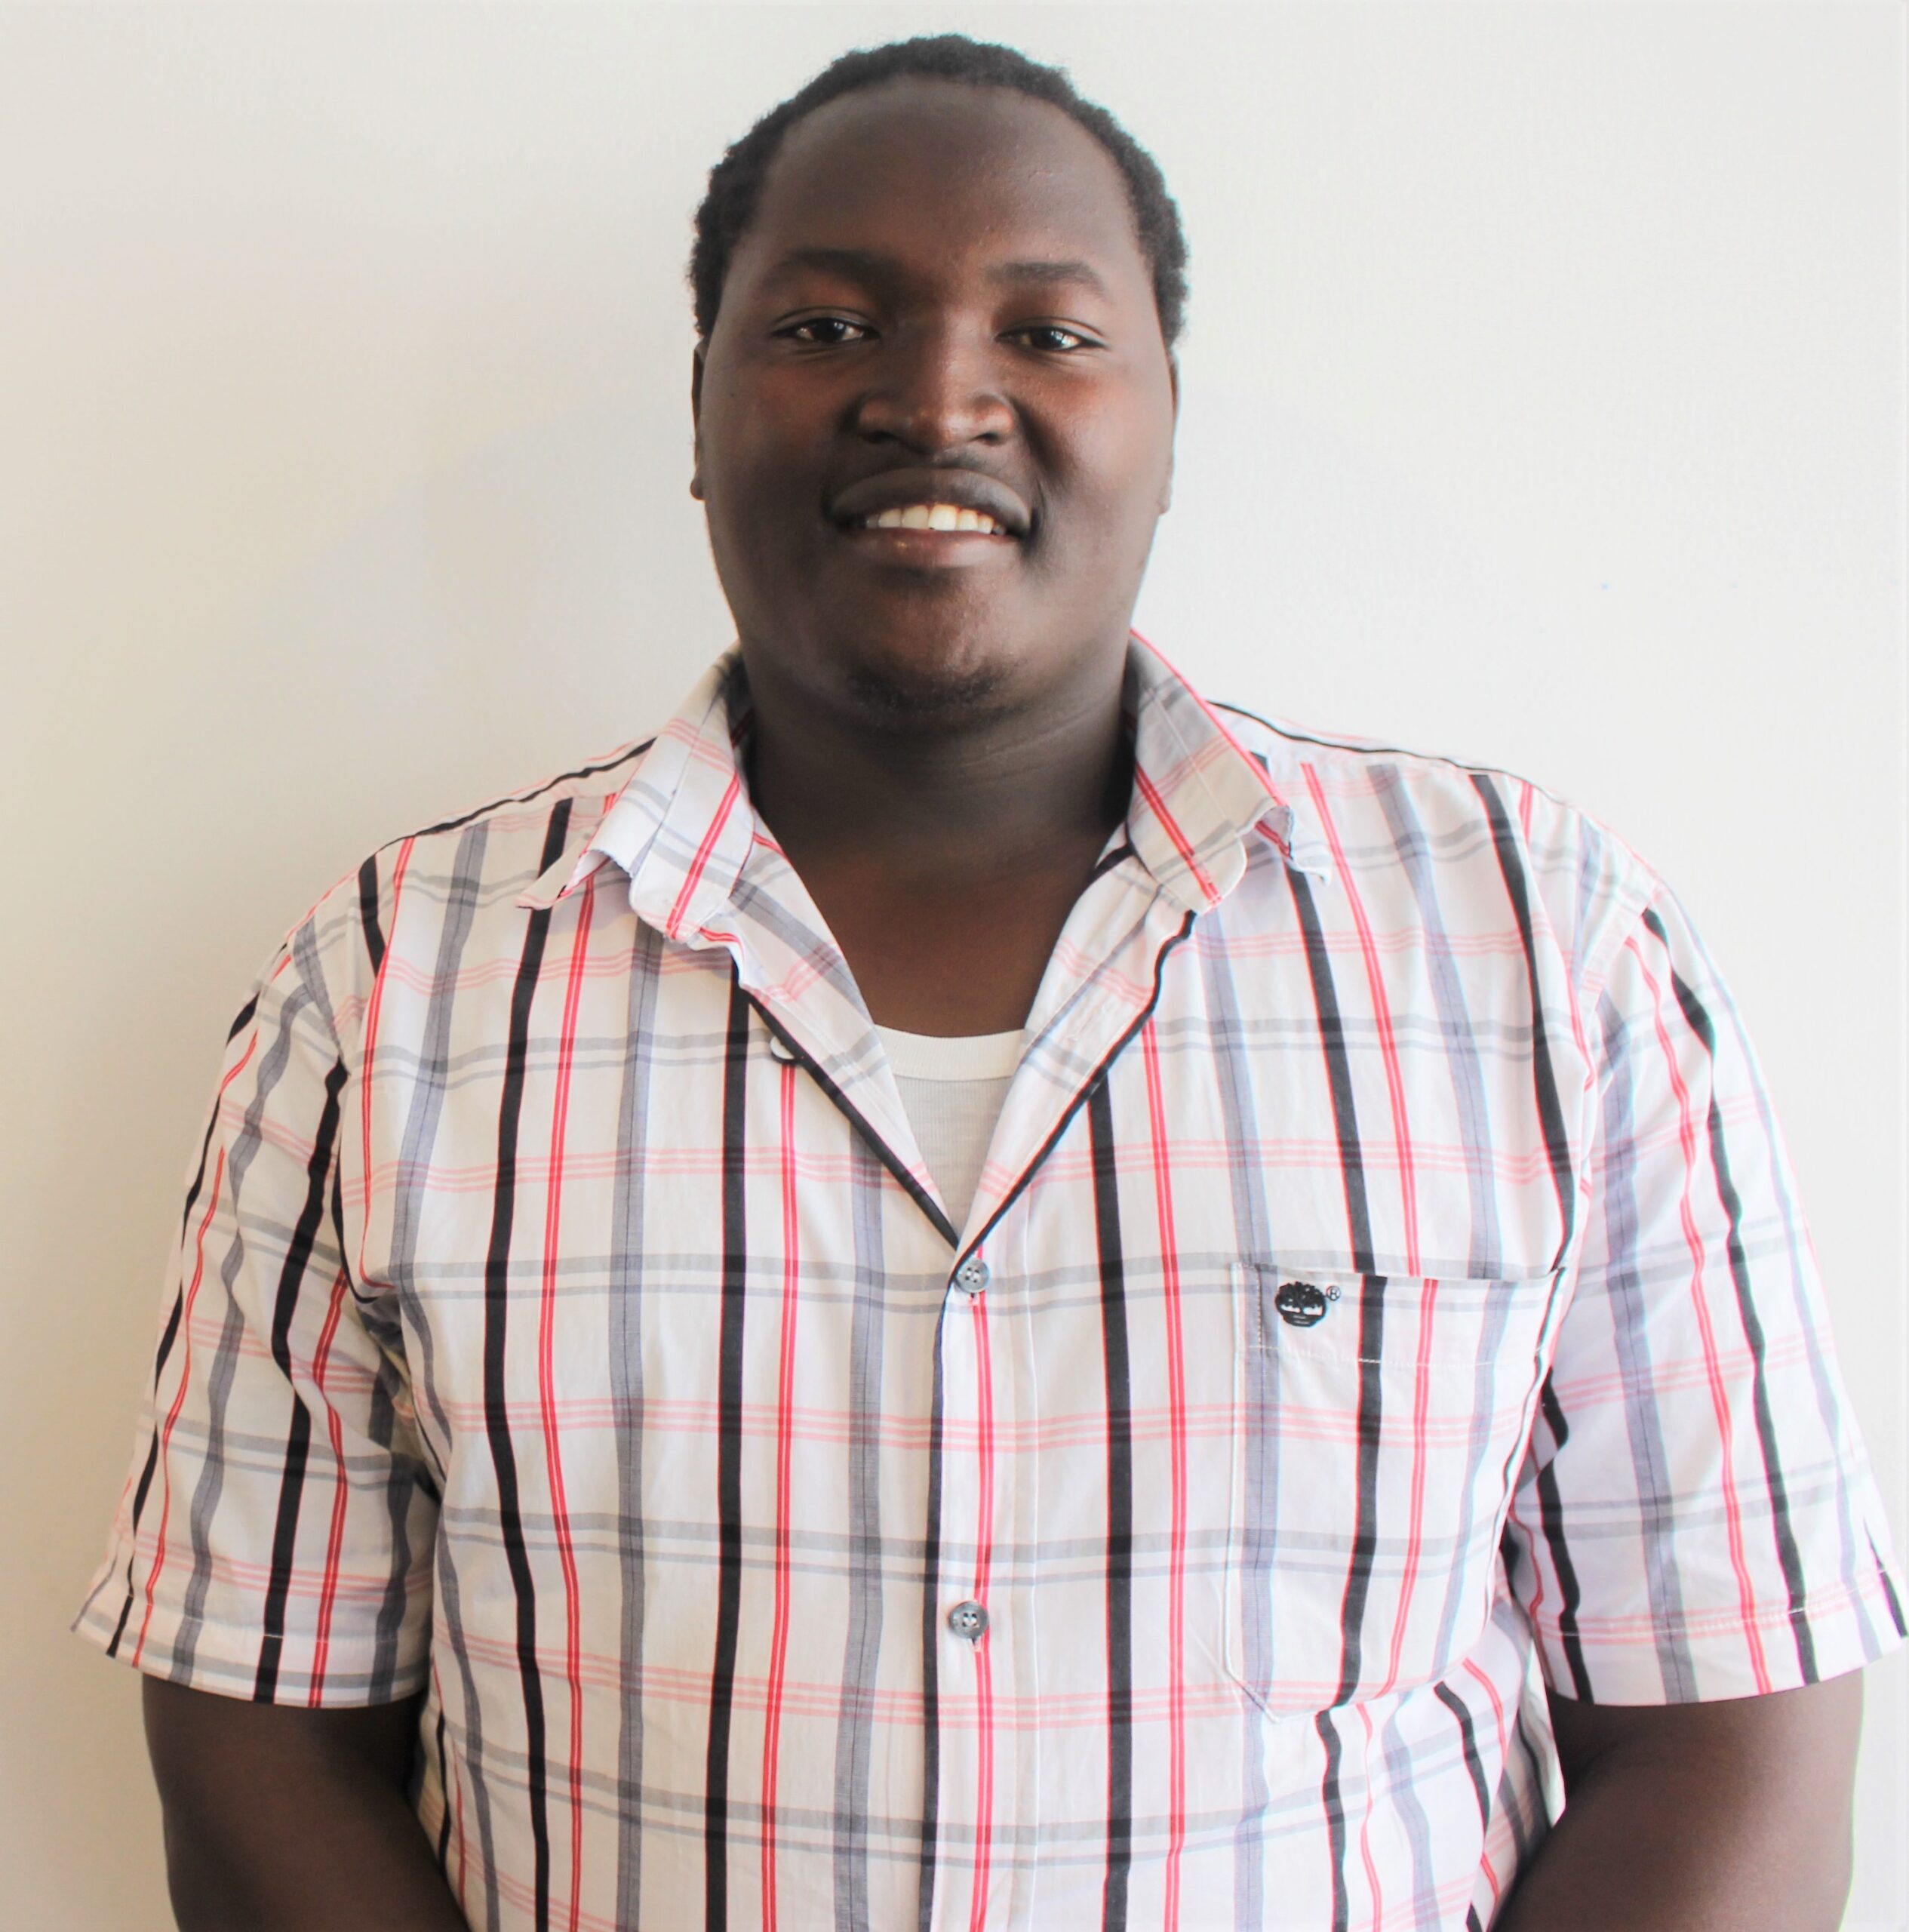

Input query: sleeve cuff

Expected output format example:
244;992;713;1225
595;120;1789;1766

72;1555;431;1708
1532;1557;1907;1703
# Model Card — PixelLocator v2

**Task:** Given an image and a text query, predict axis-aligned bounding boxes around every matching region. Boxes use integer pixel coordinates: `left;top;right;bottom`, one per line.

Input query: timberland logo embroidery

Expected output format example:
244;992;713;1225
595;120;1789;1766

1274;1279;1333;1328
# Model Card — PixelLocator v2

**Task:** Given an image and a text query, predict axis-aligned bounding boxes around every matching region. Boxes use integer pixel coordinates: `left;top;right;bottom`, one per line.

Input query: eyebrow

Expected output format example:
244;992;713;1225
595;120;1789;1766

767;246;1113;300
994;257;1113;298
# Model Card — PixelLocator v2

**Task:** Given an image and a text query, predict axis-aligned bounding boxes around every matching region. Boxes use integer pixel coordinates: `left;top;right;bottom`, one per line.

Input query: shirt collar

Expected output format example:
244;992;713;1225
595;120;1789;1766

1119;632;1333;911
518;636;1330;926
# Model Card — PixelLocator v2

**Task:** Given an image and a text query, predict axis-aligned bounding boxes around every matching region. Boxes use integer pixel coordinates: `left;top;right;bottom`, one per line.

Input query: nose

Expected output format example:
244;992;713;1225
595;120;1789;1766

850;322;1014;453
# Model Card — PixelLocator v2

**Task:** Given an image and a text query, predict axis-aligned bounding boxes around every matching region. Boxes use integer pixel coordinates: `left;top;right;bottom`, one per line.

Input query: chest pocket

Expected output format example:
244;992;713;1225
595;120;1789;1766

1225;1262;1560;1715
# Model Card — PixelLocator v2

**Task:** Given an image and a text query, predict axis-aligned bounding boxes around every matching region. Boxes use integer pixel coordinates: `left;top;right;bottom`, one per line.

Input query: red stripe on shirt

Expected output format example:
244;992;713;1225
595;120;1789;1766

358;835;413;1253
134;1030;259;1666
1141;1023;1188;1929
307;1263;355;1700
968;1288;998;1932
760;1063;802;1932
540;877;598;1928
1131;760;1222;905
1305;764;1435;1695
1626;930;1772;1693
666;771;741;940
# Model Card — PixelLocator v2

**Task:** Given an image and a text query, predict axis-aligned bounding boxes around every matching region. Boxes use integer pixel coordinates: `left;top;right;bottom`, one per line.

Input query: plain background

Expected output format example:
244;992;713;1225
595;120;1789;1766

2;3;1903;1925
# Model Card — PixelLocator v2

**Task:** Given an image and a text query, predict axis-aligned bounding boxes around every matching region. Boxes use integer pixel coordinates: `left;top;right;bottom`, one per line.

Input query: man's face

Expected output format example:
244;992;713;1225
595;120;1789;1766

691;78;1179;725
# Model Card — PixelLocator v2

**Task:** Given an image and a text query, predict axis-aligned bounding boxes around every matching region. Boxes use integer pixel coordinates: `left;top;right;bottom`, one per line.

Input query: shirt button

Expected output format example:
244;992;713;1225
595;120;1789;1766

947;1599;989;1641
767;1032;797;1064
953;1257;989;1295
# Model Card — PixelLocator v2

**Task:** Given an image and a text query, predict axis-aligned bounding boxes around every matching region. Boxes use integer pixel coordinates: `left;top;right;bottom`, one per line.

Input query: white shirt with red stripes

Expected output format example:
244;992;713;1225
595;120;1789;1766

78;638;1904;1932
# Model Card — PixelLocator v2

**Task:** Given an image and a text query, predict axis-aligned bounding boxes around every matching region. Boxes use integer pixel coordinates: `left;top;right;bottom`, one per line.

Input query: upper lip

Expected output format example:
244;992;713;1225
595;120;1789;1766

828;467;1032;536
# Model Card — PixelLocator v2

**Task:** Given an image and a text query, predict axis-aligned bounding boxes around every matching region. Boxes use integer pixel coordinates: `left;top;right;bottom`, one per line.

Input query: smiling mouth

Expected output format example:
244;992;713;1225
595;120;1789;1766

851;502;1013;536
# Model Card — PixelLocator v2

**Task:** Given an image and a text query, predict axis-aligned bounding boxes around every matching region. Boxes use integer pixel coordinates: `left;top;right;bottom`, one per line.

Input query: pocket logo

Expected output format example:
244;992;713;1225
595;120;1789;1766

1273;1279;1333;1328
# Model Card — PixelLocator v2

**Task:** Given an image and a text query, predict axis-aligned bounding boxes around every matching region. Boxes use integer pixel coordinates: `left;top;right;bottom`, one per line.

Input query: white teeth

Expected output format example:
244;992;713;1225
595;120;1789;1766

861;503;1007;534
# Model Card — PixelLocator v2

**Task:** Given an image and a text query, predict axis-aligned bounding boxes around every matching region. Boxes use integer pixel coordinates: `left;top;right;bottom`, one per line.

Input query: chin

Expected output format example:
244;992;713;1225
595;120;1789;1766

838;637;1016;732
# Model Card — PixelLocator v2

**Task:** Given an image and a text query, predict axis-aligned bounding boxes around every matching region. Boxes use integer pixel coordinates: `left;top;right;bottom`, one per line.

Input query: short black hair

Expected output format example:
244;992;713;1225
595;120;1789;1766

689;35;1188;349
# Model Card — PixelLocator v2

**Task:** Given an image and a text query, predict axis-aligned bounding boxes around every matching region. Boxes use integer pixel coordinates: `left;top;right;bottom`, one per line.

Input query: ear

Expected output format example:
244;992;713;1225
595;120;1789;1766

1158;357;1179;514
689;343;707;502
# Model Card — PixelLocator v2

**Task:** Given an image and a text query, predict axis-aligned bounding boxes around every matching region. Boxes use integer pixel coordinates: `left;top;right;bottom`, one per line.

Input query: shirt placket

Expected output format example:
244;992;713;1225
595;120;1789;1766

929;1230;1019;1930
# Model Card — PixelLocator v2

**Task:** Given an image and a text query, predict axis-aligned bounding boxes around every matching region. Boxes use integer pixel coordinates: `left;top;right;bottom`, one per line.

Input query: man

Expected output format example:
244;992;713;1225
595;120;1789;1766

78;34;1902;1932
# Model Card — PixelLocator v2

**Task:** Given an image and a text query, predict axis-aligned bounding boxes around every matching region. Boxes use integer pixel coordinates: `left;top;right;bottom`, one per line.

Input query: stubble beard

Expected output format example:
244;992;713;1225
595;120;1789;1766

842;654;1011;733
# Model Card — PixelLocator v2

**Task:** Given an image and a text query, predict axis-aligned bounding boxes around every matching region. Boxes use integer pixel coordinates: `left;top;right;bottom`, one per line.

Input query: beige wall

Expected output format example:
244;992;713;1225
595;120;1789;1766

3;5;1902;1925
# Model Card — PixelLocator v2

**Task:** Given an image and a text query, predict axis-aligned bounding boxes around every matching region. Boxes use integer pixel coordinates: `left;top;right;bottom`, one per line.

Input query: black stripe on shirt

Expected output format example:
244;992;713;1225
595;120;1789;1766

327;1165;353;1300
1087;839;1138;884
1215;698;1558;798
1289;871;1375;1276
112;998;261;1660
432;1699;454;1874
253;1053;348;1701
181;995;256;1242
959;912;1197;1272
358;855;387;976
1290;866;1377;1932
1534;1378;1591;1697
1087;1081;1133;1932
150;1294;186;1394
123;1284;185;1573
704;974;752;1932
1289;865;1386;1695
1433;1681;1490;1832
406;743;653;842
1643;904;1816;1683
1313;1709;1351;1932
482;795;573;1931
745;1001;956;1247
104;1436;159;1657
1504;1702;1544;1866
1471;775;1576;1269
1336;1289;1387;1710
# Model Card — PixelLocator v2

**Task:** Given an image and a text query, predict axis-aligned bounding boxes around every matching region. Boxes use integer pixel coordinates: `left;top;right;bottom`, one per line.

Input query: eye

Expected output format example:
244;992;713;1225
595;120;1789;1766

777;315;873;346
1010;323;1096;352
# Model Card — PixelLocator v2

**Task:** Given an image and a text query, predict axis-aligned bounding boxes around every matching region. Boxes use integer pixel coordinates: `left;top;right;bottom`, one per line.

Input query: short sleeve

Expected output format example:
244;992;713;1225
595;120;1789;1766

73;898;438;1706
1503;882;1905;1703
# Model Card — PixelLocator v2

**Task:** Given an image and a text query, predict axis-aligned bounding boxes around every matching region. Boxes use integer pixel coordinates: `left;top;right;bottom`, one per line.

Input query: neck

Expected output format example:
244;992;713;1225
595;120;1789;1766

740;651;1132;885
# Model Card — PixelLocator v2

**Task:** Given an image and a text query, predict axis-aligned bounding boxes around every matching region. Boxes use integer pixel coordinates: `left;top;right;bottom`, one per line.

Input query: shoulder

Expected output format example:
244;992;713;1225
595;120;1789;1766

1210;698;1667;998
258;730;658;1057
1211;694;1568;817
363;731;657;883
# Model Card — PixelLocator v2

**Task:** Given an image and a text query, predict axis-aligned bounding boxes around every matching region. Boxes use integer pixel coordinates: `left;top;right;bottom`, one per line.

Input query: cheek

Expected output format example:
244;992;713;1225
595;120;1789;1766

699;371;804;493
1060;383;1173;503
699;413;772;511
1047;431;1173;566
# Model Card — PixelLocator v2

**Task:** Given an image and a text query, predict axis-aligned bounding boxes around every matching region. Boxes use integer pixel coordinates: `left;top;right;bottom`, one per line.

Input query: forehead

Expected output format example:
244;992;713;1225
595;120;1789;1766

738;78;1150;288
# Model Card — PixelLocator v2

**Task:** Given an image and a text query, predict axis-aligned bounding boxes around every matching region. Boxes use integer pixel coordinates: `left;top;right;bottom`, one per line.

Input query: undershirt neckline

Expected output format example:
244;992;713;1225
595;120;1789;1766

873;1024;1023;1084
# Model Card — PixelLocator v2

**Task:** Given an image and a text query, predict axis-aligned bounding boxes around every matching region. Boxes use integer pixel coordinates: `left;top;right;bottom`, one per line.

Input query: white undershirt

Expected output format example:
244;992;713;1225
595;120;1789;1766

875;1025;1022;1231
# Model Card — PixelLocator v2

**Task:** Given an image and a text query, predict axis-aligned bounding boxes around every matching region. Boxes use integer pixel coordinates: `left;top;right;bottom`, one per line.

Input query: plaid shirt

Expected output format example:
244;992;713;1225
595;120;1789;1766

79;640;1904;1932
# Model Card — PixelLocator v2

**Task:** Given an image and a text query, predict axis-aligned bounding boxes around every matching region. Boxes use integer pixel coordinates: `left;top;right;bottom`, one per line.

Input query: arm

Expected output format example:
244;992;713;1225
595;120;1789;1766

1496;1674;1862;1931
145;1678;468;1931
1491;874;1904;1924
71;892;450;1922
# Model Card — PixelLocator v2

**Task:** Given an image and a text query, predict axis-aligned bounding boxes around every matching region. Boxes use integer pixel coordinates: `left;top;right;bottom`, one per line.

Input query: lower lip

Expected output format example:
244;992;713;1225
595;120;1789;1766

836;525;1019;564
